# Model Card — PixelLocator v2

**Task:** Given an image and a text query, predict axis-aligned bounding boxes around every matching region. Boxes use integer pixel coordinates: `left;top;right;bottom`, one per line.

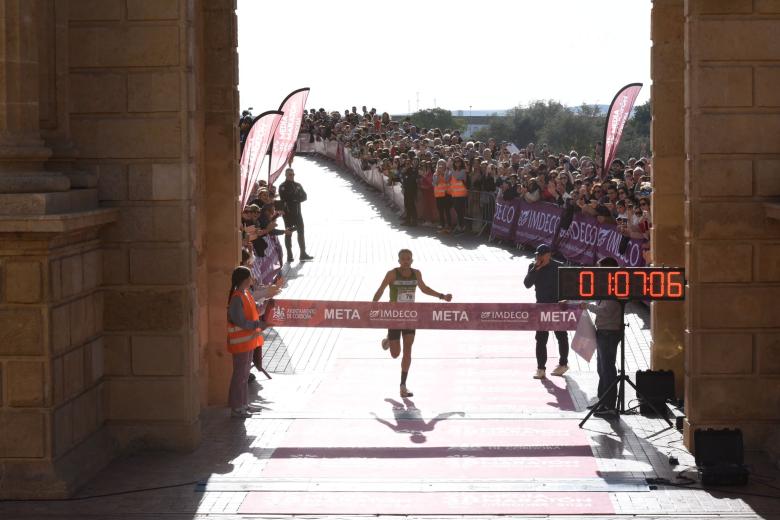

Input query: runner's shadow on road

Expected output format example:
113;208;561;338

371;397;465;444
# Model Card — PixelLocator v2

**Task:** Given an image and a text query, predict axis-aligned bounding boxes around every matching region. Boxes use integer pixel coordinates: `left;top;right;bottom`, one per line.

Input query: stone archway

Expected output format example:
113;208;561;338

0;0;778;500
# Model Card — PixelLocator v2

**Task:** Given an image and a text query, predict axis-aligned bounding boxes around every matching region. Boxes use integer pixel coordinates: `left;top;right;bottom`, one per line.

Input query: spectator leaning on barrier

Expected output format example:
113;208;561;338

447;155;469;235
432;159;452;233
524;244;569;380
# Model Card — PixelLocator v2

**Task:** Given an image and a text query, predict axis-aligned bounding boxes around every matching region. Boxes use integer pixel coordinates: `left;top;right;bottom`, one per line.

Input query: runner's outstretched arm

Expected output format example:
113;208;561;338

372;271;394;302
415;271;452;301
370;412;396;431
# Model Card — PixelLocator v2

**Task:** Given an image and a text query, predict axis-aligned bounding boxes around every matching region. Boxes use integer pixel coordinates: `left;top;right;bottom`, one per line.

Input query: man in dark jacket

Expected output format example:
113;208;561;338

278;168;313;262
581;256;623;417
523;244;569;379
401;157;419;226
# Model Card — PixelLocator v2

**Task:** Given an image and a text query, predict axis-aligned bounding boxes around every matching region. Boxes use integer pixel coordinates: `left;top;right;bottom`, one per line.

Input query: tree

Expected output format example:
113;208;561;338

409;108;465;132
460;99;651;160
474;100;567;148
537;105;604;156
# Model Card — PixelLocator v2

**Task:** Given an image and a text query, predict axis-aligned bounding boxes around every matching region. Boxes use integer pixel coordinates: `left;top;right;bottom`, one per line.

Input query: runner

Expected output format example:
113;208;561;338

372;249;453;397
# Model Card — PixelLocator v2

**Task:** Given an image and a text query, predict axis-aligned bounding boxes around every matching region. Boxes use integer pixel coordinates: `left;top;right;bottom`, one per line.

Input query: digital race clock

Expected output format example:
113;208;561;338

558;267;686;301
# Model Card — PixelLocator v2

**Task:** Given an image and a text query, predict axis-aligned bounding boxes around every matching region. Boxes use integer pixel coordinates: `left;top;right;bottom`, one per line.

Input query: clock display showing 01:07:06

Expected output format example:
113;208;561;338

558;267;686;300
579;269;685;299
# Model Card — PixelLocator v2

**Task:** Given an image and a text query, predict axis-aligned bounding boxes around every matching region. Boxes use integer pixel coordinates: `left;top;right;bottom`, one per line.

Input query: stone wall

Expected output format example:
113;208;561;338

67;0;203;451
681;0;780;448
650;0;686;396
200;0;241;407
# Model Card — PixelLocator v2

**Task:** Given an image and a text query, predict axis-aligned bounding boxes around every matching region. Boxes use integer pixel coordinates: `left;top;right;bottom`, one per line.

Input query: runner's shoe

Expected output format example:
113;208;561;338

400;384;414;398
533;369;546;379
381;338;389;350
551;365;569;376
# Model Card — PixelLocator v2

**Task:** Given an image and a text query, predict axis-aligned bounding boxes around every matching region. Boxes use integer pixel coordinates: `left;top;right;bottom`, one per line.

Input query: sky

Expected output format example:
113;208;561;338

237;0;651;115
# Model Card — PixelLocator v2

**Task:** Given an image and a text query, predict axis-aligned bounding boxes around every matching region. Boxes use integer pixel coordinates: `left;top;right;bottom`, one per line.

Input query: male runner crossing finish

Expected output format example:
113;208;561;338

373;249;453;397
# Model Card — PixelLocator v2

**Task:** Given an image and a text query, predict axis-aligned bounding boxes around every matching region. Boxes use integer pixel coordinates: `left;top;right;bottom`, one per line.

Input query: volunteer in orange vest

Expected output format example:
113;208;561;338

227;266;266;418
447;155;469;235
432;159;452;233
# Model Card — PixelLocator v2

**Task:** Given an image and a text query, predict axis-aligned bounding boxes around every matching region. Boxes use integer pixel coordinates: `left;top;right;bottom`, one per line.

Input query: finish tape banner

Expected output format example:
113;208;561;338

265;300;582;331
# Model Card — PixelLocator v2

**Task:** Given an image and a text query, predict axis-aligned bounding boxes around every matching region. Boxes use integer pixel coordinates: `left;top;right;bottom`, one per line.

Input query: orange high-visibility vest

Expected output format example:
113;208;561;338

434;175;448;198
448;175;468;198
227;289;264;354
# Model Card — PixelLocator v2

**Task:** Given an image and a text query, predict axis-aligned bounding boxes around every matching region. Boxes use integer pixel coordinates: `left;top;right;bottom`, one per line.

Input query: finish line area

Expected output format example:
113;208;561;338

221;157;745;517
10;156;768;519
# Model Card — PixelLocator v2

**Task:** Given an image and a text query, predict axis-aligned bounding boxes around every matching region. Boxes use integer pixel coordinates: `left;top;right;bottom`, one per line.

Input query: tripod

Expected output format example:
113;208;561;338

579;300;672;428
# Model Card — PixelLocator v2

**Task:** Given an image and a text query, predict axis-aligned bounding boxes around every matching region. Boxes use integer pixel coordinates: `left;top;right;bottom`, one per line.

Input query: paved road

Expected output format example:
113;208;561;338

1;156;776;519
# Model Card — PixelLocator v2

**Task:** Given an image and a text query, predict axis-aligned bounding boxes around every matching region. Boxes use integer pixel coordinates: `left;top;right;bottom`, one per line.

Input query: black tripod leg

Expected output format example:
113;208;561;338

623;378;672;427
579;376;621;428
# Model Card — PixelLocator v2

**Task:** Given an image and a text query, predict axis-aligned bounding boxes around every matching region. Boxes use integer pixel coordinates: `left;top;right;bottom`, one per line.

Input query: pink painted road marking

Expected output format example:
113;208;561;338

239;491;614;515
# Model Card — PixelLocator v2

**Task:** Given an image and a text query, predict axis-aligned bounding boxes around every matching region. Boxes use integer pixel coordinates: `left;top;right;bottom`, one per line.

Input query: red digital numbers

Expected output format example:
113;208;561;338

579;270;595;297
649;271;665;298
564;267;684;301
667;271;683;297
607;271;630;297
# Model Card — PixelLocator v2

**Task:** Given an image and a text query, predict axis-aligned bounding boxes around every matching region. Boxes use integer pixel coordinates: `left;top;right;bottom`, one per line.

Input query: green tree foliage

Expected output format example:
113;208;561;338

472;99;651;161
410;108;466;133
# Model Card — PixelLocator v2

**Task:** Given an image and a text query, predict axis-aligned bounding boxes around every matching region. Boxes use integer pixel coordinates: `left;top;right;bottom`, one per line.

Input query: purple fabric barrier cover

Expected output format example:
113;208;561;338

596;224;646;267
267;300;581;331
491;197;522;240
554;211;598;265
252;235;284;285
514;200;563;248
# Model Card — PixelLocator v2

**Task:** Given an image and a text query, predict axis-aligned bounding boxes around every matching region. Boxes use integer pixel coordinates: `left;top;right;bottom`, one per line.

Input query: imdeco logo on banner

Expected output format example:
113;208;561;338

480;310;531;323
369;309;418;321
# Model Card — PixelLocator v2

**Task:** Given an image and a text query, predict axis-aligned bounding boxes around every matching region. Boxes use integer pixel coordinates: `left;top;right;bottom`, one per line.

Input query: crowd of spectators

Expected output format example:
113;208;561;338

299;106;653;252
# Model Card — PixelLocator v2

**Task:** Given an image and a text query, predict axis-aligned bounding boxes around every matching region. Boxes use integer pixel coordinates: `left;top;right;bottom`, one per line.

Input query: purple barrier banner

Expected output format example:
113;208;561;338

491;197;521;240
596;224;647;267
266;300;582;331
515;201;563;248
251;235;283;285
555;211;599;265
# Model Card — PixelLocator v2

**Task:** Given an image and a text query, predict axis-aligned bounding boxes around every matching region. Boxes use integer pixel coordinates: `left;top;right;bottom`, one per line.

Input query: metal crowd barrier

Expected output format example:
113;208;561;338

465;190;497;237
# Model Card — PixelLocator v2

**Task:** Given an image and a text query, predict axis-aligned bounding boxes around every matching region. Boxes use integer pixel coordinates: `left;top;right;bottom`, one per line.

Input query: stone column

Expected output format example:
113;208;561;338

683;0;780;451
0;0;116;498
0;0;97;215
201;0;241;405
0;0;72;199
650;0;686;396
